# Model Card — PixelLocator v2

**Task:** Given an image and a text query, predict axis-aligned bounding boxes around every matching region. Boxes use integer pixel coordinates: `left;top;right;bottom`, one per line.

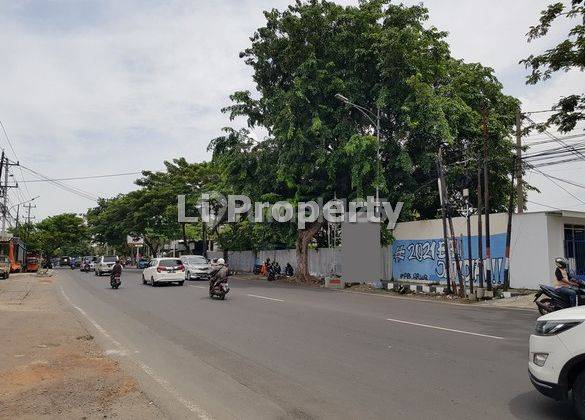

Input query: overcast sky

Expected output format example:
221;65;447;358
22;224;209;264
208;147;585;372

0;0;583;220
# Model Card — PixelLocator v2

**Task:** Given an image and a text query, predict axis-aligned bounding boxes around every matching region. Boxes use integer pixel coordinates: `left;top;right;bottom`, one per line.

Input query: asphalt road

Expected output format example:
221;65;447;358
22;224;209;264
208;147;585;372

56;268;575;420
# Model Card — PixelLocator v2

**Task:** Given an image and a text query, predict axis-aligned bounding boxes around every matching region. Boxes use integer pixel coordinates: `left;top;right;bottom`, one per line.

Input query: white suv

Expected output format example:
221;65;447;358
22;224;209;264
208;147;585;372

95;255;118;276
529;306;585;418
142;257;185;287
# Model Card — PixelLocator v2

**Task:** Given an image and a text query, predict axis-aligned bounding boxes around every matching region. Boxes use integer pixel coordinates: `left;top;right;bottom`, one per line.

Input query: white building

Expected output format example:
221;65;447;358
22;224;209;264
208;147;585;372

390;210;585;290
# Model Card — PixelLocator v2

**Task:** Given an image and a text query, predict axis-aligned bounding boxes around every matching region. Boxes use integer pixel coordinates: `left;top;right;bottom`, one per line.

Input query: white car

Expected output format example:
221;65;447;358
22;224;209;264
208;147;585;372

95;255;118;276
142;257;185;287
529;306;585;418
181;255;211;280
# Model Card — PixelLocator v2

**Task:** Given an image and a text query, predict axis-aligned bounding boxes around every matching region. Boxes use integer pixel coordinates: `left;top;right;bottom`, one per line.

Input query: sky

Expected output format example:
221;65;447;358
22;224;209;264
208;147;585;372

0;0;583;221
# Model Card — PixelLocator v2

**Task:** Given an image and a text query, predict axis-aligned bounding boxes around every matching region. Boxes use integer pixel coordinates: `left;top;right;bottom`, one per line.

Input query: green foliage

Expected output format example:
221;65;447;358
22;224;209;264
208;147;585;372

14;214;91;257
87;159;220;255
220;0;519;224
521;0;584;132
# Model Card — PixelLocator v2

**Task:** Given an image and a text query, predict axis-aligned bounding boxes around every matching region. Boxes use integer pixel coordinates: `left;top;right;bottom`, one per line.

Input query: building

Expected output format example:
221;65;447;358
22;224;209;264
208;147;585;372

390;210;585;290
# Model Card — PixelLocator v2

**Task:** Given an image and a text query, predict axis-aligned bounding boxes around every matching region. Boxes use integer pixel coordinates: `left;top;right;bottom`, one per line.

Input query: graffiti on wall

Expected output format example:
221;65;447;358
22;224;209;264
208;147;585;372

392;233;507;284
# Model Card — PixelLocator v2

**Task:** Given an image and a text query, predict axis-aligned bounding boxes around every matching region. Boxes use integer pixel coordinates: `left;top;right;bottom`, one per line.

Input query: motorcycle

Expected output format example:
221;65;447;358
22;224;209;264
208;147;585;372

80;262;91;272
534;283;585;315
209;277;230;300
110;275;121;289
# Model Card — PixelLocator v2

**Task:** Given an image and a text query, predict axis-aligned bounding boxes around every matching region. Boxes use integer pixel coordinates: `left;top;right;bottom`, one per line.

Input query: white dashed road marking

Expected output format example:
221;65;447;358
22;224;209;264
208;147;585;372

385;317;505;340
246;294;284;302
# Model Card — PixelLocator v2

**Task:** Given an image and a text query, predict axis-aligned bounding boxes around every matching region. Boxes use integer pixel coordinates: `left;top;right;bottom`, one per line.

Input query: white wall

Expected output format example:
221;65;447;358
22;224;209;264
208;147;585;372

509;212;550;289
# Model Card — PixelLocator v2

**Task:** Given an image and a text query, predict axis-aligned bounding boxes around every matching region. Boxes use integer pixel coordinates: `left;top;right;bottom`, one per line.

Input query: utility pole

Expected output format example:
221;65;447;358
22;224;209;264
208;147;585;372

503;160;516;291
24;203;36;224
437;156;453;295
0;154;20;236
463;188;474;295
515;110;524;213
482;108;493;292
438;147;465;296
477;156;485;290
1;151;7;235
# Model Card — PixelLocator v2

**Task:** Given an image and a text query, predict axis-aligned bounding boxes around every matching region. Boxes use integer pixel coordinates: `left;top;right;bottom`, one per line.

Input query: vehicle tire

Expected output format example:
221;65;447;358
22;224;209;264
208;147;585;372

537;298;553;315
219;293;225;300
142;274;147;285
151;276;156;287
178;281;184;286
572;369;585;419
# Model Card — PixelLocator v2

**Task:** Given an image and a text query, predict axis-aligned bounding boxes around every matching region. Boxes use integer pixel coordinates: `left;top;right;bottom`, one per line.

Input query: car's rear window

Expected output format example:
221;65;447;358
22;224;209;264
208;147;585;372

159;259;182;267
103;256;117;263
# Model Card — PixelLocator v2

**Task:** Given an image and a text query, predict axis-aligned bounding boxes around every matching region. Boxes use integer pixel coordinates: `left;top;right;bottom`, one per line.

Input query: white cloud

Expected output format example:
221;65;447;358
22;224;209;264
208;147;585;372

0;0;583;219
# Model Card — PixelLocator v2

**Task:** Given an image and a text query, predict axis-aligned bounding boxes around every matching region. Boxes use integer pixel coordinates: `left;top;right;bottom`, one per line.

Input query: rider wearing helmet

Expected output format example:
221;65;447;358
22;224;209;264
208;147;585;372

554;258;579;307
210;258;228;290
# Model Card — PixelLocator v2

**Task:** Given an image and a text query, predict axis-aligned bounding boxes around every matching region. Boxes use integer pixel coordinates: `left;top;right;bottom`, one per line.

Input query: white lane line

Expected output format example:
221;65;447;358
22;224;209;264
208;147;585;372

137;362;212;420
247;294;284;302
60;285;122;347
385;318;505;340
59;284;212;419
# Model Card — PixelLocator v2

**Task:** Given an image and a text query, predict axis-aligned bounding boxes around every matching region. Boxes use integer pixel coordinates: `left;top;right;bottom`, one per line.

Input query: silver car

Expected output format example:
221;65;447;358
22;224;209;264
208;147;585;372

181;255;211;280
95;255;118;276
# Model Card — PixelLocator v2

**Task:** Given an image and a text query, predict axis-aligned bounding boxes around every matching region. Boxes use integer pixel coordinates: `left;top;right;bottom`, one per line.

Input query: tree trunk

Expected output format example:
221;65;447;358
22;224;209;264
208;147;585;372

295;221;323;282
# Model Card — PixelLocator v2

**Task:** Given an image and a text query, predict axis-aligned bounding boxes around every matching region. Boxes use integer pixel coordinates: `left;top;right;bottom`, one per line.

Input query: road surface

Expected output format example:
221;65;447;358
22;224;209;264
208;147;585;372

56;268;574;419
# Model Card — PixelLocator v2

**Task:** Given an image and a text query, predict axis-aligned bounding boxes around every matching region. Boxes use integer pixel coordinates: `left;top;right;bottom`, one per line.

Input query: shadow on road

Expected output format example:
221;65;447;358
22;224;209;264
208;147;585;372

508;391;575;419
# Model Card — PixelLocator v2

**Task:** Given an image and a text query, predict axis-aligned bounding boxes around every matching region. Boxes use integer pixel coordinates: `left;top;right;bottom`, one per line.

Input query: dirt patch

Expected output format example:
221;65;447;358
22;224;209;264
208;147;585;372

0;273;165;419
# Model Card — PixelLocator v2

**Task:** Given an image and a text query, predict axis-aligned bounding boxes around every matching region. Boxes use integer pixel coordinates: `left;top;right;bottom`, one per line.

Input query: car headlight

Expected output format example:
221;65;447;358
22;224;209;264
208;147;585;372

533;353;549;367
535;320;583;336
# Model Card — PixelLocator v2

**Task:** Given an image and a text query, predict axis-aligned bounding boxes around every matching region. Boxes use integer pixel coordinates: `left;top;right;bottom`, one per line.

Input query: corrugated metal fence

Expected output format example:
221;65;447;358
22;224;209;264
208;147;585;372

208;247;393;279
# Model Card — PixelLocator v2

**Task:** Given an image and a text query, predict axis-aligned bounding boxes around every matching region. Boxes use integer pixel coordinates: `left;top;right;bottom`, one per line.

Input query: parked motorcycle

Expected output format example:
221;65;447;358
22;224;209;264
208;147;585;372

534;284;585;315
209;277;229;300
110;275;121;289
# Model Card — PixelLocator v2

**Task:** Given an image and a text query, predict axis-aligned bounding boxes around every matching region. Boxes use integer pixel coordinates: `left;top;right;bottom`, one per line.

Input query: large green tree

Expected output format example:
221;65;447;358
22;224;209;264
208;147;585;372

521;0;584;132
216;0;519;280
18;213;91;257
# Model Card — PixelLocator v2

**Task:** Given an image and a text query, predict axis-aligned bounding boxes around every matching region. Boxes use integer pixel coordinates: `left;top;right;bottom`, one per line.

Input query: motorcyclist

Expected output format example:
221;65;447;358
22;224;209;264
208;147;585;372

554;258;580;307
285;263;294;277
209;258;228;290
111;259;123;284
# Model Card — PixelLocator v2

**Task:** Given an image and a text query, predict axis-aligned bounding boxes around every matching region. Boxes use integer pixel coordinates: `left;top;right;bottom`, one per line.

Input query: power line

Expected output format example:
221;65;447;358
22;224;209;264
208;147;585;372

535;172;585;191
524;133;585;146
19;164;98;202
532;167;585;206
19;171;142;183
524;115;585;161
0;120;32;201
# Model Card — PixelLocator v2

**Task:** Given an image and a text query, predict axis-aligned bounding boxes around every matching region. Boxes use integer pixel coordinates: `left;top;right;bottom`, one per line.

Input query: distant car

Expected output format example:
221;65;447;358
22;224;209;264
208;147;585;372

59;256;70;267
529;306;585;418
94;255;118;276
181;255;211;280
141;258;185;287
137;258;150;269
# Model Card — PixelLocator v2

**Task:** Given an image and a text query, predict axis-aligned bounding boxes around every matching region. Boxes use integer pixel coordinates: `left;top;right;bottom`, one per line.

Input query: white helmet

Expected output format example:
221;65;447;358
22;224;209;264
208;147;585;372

217;258;225;265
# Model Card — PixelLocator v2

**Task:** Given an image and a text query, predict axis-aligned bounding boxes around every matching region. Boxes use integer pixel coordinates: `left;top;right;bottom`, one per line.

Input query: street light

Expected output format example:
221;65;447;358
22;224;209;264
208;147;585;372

335;93;381;205
9;195;40;211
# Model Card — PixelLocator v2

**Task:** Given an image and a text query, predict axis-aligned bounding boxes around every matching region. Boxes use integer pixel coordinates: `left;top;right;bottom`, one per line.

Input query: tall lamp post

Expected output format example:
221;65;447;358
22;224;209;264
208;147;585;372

9;195;40;231
335;94;381;205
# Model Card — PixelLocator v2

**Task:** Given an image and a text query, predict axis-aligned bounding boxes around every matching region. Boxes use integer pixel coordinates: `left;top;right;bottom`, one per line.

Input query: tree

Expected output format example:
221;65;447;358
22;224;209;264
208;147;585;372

21;213;91;257
87;159;221;255
521;0;585;132
217;0;519;280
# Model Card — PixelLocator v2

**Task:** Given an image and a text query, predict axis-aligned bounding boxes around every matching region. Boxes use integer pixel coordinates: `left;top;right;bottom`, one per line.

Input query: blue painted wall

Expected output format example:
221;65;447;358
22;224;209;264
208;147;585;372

392;233;507;284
